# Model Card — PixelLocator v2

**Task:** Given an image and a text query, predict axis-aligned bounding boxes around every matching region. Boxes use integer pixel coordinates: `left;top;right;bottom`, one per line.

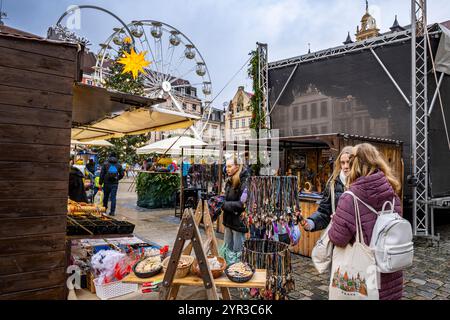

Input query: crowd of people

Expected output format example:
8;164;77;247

69;152;125;216
68;142;405;299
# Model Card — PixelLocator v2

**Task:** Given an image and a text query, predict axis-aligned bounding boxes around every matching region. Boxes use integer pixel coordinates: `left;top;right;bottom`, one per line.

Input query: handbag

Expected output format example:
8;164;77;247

311;180;335;274
328;191;379;300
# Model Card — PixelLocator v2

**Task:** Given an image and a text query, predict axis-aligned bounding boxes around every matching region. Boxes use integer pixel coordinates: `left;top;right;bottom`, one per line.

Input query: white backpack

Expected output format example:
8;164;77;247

345;191;414;273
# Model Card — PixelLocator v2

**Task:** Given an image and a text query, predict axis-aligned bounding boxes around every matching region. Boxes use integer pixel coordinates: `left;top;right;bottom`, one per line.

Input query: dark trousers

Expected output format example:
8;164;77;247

103;184;118;215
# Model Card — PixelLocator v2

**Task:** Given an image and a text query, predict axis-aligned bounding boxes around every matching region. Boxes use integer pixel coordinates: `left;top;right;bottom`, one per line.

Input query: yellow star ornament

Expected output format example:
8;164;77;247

118;48;151;79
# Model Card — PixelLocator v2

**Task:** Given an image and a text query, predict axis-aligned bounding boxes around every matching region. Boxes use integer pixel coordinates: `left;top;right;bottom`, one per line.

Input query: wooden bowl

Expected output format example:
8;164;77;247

225;262;255;283
191;256;226;279
162;255;194;279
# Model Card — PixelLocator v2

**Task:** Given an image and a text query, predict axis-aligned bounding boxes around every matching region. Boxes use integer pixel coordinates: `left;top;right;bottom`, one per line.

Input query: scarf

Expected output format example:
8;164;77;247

339;170;347;186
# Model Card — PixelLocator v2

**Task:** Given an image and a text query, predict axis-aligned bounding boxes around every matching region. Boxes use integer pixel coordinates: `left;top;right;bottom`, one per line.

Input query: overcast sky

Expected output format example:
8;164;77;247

2;0;449;108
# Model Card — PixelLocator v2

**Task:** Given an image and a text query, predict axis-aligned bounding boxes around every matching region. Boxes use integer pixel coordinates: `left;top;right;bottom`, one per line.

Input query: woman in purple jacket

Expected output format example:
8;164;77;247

328;143;404;300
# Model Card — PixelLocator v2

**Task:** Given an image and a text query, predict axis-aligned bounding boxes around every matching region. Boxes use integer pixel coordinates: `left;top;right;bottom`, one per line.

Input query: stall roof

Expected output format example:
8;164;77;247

71;83;200;141
221;133;403;149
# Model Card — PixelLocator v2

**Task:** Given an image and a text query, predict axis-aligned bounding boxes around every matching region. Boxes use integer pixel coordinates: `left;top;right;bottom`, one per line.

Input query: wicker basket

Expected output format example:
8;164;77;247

93;278;138;300
162;255;194;279
191;256;226;279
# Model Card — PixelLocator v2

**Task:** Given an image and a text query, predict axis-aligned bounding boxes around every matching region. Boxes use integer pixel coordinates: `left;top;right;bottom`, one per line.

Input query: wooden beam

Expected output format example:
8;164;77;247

0;124;71;146
0;85;73;112
0;216;67;238
0;104;71;129
0;162;70;181
0;66;74;96
0;46;77;78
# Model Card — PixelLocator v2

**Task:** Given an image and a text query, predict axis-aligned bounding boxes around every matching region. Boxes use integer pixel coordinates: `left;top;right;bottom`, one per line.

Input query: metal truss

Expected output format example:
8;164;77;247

269;30;414;70
412;0;430;237
257;43;270;131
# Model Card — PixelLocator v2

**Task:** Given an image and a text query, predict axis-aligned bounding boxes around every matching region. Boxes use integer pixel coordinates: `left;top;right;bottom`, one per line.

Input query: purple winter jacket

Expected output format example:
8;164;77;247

328;170;403;300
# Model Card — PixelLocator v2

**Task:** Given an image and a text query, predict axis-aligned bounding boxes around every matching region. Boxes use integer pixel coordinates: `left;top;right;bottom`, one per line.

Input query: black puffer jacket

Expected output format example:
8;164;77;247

308;176;345;231
69;166;88;203
222;168;249;233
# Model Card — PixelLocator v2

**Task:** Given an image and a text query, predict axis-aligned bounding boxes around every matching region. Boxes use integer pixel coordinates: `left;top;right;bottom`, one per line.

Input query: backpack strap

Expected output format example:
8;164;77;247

381;197;396;213
344;191;365;245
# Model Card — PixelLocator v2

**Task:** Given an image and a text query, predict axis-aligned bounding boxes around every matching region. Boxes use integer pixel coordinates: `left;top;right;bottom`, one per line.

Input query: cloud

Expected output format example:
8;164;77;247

5;0;450;107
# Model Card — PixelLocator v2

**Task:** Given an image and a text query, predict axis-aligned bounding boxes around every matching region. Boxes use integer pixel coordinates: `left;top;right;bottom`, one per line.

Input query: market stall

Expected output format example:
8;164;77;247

219;133;404;257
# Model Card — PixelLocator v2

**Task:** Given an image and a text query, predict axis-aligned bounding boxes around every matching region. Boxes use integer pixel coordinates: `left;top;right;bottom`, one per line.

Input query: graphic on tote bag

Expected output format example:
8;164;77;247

331;267;368;296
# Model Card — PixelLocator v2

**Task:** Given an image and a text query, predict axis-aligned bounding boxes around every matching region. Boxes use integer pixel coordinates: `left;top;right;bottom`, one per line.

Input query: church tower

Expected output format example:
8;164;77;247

355;0;380;41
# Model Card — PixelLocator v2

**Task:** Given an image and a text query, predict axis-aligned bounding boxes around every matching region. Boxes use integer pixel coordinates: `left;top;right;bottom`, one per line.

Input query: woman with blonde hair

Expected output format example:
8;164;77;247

328;143;403;299
303;145;354;232
221;156;250;259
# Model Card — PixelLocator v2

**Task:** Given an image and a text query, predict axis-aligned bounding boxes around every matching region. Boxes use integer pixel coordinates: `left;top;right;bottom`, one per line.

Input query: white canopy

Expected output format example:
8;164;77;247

70;84;199;142
137;136;207;155
71;139;113;147
136;136;220;158
72;106;199;142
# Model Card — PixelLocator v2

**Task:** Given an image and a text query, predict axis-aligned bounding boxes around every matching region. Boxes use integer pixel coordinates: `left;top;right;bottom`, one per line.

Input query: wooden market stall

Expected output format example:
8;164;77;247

219;133;403;257
0;28;81;299
0;25;202;300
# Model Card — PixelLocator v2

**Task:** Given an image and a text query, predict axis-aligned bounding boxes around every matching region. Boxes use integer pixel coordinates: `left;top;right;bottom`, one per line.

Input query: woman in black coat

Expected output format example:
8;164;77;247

69;165;88;203
222;157;249;253
302;146;353;232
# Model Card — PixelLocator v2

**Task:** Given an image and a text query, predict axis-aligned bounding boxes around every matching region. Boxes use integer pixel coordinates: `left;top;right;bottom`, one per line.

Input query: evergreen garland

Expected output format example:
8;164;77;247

247;50;266;132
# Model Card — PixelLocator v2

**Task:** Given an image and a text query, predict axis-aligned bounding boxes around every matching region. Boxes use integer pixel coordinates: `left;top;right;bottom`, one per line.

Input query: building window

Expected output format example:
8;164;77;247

321;101;328;117
302;104;308;119
235;119;239;129
182;103;187;110
311;103;318;119
301;128;309;135
321;125;328;133
346;101;352;112
311;125;318;134
293;106;299;121
242;118;246;127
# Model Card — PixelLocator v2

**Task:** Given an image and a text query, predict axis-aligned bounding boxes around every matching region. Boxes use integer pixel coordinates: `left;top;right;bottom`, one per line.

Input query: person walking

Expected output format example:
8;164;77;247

302;146;354;232
220;156;249;263
99;152;124;216
328;143;403;300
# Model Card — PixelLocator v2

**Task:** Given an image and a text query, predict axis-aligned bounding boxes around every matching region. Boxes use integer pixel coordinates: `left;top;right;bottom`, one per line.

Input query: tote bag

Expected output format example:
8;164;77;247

311;181;335;274
328;191;379;300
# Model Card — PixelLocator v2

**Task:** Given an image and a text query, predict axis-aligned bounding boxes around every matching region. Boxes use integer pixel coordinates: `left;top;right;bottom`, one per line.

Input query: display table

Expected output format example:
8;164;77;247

122;269;267;289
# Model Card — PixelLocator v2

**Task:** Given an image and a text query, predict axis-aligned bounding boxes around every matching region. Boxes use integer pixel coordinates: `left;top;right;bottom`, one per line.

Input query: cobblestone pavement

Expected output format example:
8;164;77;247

230;225;450;300
284;224;450;300
116;180;450;300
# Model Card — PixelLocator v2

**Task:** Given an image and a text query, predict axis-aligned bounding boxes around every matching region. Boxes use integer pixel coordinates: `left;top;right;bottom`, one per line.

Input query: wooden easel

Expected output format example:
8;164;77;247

159;199;231;300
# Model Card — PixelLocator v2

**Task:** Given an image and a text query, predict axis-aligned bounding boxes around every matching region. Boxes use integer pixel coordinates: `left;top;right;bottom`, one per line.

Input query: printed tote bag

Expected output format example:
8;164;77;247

328;191;379;300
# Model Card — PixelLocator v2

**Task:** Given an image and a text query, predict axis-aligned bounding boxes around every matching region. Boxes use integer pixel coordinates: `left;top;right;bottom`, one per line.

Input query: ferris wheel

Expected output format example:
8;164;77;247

94;20;214;139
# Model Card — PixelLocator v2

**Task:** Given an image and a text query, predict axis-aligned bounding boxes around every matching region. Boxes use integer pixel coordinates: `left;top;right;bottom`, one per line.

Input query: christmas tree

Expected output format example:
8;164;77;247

104;37;146;96
98;37;151;163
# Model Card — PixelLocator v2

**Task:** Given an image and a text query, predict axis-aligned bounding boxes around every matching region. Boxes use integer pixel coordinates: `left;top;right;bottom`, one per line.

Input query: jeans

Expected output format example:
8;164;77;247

103;184;118;216
224;227;246;253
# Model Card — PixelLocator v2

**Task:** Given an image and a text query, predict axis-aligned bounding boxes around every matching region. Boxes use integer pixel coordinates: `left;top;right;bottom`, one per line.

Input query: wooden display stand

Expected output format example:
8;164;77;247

122;200;266;300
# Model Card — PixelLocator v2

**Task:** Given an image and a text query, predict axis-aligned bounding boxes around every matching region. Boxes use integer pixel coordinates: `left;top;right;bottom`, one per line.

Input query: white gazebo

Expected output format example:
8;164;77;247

136;136;219;157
